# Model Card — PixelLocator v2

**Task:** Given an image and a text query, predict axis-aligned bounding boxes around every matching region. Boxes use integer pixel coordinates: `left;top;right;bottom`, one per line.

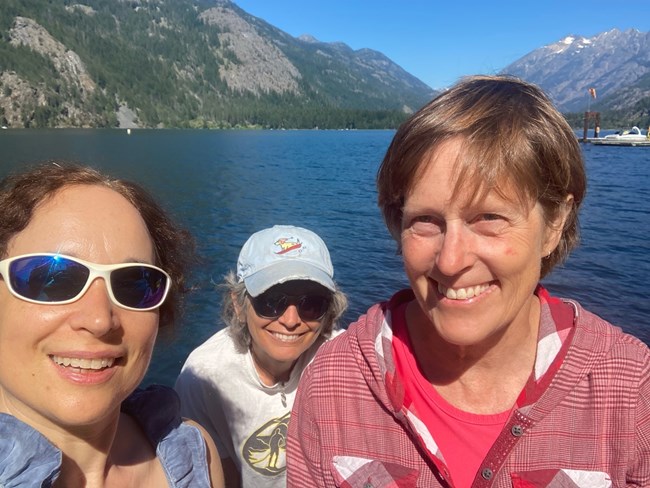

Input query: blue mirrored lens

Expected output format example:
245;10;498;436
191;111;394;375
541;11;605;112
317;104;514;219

7;255;167;309
110;266;167;309
9;255;88;302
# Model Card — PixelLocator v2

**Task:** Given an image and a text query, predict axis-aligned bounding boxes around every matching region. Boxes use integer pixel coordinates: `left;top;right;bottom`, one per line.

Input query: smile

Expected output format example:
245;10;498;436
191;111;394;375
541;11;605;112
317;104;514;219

437;283;490;300
51;355;116;370
270;331;303;343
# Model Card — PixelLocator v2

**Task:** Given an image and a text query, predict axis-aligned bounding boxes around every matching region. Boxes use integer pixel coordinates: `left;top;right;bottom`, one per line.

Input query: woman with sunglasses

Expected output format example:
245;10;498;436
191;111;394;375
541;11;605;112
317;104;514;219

0;163;223;487
176;225;347;488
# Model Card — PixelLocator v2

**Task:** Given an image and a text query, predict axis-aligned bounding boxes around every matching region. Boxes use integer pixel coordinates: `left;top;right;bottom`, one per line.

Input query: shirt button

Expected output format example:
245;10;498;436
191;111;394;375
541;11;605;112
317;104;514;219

363;482;373;488
511;424;524;437
481;468;493;480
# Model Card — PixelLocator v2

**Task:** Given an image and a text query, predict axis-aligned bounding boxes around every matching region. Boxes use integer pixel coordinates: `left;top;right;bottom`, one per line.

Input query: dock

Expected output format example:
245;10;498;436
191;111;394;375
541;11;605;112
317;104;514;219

589;138;650;147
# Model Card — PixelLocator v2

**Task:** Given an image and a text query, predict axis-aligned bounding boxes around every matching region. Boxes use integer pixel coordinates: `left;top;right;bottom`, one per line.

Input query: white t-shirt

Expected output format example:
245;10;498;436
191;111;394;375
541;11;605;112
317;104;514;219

175;327;339;487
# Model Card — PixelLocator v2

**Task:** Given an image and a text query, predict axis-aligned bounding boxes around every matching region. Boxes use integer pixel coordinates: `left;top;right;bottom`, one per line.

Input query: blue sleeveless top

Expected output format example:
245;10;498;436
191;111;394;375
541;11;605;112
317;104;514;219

0;385;211;488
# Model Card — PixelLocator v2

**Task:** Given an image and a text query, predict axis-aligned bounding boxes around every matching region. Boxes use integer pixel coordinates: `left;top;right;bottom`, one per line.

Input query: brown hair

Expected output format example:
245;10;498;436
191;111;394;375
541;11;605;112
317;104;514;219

0;162;195;327
377;75;587;278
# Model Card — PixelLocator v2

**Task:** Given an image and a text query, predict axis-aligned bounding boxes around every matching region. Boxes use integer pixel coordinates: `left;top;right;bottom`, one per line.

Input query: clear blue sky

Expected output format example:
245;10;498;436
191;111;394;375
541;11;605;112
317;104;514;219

234;0;650;90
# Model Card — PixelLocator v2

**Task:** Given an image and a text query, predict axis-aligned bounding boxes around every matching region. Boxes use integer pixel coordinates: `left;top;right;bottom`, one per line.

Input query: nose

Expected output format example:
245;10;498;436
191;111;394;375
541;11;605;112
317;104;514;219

435;221;474;276
69;278;118;336
277;304;301;329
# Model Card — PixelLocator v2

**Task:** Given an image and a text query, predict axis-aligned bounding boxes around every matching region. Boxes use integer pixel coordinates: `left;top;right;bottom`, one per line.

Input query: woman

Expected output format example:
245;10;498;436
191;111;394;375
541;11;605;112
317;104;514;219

176;225;347;487
287;76;650;487
0;163;224;487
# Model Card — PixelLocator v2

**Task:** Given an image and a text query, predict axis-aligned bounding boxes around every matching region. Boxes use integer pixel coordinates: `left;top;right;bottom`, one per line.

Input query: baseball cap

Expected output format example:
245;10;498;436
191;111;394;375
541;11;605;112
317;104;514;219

236;225;335;297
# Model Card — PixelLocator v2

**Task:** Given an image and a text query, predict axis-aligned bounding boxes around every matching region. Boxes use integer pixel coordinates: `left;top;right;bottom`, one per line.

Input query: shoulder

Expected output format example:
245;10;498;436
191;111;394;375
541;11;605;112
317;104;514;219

572;301;648;353
321;289;413;353
176;329;253;401
303;291;411;378
188;328;235;356
180;328;240;374
124;386;220;486
121;385;184;441
0;414;61;485
567;301;649;379
182;419;225;488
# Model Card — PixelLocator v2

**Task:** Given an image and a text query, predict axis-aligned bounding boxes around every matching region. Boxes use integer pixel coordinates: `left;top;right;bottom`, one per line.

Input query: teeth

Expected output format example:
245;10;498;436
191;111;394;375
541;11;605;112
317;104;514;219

437;283;490;300
271;332;301;343
51;355;115;370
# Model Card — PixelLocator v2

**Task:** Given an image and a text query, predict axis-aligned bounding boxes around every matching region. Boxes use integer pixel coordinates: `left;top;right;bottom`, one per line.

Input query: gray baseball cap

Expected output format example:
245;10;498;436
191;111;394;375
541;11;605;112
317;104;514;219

236;225;335;297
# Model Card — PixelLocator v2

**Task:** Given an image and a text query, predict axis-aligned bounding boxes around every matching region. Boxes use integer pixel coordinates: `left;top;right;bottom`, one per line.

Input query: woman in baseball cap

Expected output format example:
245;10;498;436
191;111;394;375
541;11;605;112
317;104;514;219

176;225;347;488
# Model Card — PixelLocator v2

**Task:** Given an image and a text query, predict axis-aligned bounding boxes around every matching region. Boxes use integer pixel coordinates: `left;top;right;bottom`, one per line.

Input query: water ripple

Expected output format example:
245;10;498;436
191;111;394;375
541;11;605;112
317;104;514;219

0;130;647;385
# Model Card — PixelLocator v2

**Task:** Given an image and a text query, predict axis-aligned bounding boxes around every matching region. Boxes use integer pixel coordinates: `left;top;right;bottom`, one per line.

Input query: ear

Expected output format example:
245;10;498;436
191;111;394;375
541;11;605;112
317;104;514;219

542;194;574;257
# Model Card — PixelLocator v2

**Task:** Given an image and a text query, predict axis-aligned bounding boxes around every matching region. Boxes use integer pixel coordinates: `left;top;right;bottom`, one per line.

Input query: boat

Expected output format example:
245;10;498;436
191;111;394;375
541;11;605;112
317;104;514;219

590;126;650;146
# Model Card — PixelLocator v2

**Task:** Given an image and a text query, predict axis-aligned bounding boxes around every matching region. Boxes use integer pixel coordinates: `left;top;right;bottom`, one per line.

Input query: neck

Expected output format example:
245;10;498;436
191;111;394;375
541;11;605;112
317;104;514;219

406;296;540;374
54;412;159;487
0;389;119;452
0;392;160;487
250;347;293;386
405;297;540;413
40;415;120;487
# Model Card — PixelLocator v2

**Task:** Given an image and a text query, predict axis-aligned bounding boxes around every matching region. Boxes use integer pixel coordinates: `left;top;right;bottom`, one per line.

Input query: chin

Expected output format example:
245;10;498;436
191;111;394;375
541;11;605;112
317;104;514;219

52;391;129;425
434;322;495;348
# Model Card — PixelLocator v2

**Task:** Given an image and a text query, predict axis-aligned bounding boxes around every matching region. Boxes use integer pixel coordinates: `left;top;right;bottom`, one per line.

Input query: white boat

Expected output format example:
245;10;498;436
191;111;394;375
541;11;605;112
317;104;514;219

590;126;650;146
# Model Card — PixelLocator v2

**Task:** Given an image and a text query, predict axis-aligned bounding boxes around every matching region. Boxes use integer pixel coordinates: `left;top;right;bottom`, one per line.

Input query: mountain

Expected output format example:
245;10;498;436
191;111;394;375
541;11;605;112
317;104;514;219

0;0;437;129
501;29;650;119
2;1;648;130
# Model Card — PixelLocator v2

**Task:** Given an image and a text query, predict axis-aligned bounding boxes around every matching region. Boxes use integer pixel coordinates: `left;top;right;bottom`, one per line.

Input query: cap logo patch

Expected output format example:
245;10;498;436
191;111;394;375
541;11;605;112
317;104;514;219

274;237;302;255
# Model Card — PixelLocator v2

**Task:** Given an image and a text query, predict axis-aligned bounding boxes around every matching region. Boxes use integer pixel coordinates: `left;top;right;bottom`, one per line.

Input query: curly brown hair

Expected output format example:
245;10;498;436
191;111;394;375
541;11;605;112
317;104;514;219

0;161;195;328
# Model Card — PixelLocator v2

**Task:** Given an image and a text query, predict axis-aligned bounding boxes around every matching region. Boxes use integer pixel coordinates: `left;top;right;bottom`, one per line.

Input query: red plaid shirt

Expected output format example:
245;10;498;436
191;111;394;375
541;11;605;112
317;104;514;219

287;287;650;487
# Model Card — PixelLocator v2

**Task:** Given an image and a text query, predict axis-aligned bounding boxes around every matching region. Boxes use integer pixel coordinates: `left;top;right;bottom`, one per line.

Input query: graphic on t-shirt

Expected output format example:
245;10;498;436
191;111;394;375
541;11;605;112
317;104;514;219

242;411;290;476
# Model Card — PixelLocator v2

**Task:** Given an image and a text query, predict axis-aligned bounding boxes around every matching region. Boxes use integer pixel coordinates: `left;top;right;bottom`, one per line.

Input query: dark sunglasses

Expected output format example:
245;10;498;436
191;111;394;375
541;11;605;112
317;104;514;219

0;253;171;311
249;290;331;321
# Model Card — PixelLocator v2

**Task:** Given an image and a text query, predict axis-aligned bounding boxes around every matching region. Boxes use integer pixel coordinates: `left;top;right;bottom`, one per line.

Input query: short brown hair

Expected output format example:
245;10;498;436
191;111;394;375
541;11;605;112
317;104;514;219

377;75;586;278
0;162;194;327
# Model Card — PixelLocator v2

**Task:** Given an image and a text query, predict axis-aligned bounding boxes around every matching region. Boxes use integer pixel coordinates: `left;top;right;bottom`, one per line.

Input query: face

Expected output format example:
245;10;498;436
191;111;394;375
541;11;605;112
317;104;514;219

0;184;159;430
245;280;328;381
400;138;566;351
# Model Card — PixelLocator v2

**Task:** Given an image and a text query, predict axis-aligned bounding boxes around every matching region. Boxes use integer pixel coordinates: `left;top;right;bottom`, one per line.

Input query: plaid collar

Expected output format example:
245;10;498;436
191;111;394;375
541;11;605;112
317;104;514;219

517;285;576;409
375;286;577;410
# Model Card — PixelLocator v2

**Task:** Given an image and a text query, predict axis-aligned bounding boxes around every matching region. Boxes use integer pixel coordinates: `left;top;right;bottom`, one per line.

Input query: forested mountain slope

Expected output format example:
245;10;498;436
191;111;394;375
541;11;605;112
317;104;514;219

0;0;437;128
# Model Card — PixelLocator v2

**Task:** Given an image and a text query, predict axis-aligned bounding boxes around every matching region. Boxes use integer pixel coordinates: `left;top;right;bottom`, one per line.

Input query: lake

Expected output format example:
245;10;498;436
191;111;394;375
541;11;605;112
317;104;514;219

0;129;648;386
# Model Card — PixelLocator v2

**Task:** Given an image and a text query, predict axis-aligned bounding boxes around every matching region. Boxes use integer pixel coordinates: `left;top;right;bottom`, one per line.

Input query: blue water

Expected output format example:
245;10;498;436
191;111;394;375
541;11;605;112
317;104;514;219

0;129;648;386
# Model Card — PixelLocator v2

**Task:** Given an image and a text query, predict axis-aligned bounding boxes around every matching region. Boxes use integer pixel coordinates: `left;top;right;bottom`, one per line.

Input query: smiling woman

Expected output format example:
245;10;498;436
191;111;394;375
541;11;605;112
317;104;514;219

0;163;224;488
286;75;650;487
175;224;347;488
